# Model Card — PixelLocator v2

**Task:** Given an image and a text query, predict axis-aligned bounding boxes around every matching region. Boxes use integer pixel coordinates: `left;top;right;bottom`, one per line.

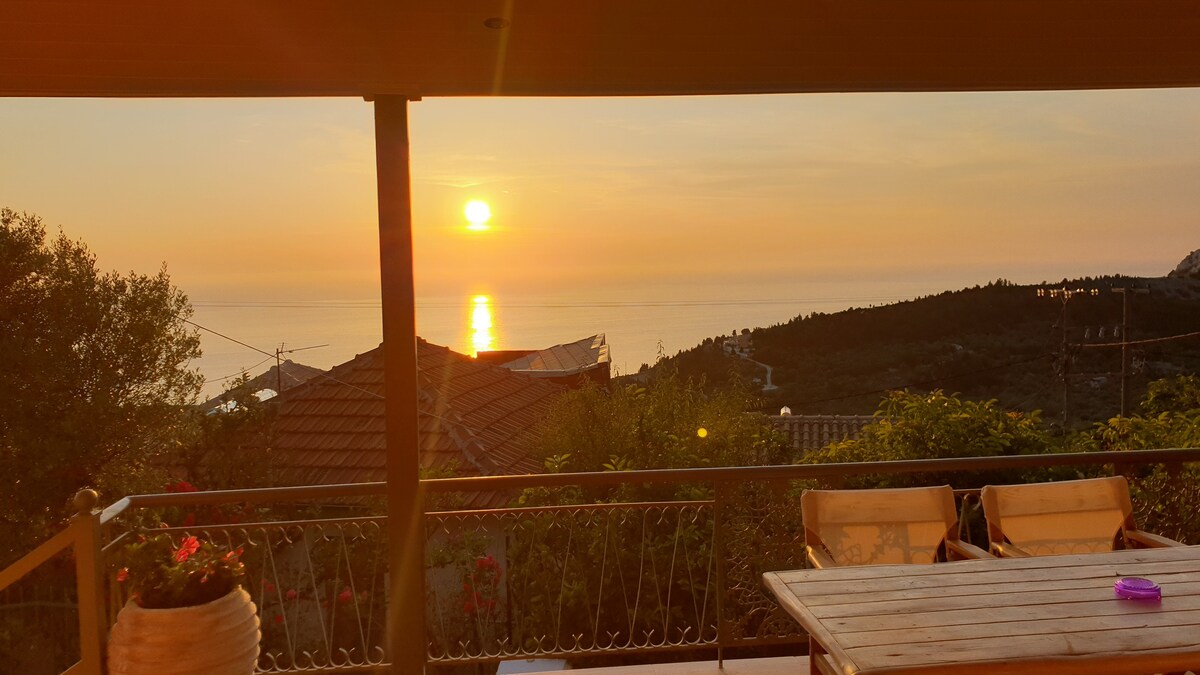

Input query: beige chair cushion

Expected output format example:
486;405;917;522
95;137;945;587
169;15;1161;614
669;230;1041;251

981;476;1132;556
802;486;957;566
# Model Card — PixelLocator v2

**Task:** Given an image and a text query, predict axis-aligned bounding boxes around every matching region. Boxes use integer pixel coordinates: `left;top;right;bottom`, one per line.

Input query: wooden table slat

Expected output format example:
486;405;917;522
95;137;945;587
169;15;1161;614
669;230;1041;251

849;624;1200;671
837;607;1200;648
765;545;1200;674
797;568;1200;606
787;559;1200;599
811;580;1200;619
826;594;1200;633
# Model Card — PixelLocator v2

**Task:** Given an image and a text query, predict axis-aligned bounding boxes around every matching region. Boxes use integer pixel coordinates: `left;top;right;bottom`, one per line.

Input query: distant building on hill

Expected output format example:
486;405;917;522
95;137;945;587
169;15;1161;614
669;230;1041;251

770;413;876;453
722;329;753;357
477;334;611;388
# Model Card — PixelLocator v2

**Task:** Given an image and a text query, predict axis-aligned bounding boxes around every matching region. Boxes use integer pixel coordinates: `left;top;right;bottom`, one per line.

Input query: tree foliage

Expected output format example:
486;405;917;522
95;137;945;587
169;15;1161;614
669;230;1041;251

1084;375;1200;543
531;370;790;477
803;389;1060;489
661;276;1200;425
176;374;277;490
1139;374;1200;419
0;208;202;560
809;390;1052;462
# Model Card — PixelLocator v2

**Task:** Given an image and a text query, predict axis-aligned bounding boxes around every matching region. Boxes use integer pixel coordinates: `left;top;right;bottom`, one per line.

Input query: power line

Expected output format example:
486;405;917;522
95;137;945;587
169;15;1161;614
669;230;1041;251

209;356;274;384
1076;330;1200;349
182;319;275;360
182;318;384;401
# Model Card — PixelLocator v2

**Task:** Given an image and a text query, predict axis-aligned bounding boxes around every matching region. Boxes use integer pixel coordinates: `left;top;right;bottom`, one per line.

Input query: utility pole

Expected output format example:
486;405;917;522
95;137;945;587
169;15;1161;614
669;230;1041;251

1112;286;1150;417
273;342;328;395
1038;285;1097;427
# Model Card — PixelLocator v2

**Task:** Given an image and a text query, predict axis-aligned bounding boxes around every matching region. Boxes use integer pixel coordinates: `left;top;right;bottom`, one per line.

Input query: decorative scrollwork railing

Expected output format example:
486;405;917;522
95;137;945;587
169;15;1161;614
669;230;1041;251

106;515;391;673
424;501;718;663
7;448;1199;674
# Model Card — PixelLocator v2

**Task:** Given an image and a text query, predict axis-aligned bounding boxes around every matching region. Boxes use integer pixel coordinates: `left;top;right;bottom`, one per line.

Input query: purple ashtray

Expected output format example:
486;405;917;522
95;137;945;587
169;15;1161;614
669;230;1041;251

1114;577;1162;600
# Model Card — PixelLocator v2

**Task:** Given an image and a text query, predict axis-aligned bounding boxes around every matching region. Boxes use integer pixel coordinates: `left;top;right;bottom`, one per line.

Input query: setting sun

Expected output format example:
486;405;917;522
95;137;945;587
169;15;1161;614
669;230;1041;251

464;200;492;231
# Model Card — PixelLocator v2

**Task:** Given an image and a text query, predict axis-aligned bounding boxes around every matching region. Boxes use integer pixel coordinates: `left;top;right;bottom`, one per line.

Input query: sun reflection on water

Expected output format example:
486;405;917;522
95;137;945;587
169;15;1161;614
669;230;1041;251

470;295;495;356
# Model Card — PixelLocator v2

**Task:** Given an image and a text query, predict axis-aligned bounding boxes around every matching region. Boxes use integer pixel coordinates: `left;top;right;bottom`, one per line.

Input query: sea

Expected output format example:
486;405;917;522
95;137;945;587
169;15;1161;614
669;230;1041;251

190;279;955;398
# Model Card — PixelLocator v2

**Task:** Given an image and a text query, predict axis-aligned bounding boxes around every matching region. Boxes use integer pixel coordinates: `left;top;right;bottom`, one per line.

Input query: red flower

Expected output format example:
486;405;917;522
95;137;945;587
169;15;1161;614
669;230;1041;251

274;613;284;625
173;536;201;563
116;567;129;583
264;581;276;594
337;587;352;604
181;512;196;528
286;589;298;600
167;480;198;493
475;554;502;581
462;600;475;615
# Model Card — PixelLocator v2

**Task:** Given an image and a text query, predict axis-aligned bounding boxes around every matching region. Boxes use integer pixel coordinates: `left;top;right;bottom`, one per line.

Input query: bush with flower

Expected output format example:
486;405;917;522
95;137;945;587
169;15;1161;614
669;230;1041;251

114;533;245;609
462;554;503;619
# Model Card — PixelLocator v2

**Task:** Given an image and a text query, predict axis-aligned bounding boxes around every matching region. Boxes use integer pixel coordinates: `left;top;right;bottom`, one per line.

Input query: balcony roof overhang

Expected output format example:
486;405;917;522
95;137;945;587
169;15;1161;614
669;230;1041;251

3;0;1200;99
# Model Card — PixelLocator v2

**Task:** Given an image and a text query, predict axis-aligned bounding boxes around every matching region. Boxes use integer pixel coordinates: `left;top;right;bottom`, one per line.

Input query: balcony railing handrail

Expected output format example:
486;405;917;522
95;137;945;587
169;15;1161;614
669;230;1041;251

423;447;1200;492
91;448;1200;518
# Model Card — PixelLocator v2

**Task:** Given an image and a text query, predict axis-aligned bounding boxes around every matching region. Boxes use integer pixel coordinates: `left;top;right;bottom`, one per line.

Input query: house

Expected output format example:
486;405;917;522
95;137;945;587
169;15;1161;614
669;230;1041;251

200;359;326;413
770;413;876;454
265;339;566;506
477;334;611;388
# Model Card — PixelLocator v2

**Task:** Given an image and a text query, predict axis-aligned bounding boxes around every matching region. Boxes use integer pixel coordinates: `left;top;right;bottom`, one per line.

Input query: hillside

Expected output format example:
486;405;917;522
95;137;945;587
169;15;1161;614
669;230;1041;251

653;276;1200;427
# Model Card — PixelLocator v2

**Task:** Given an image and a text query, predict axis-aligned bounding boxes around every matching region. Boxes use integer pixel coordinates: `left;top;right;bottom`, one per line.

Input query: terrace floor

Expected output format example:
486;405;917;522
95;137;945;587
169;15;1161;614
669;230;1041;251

576;657;809;675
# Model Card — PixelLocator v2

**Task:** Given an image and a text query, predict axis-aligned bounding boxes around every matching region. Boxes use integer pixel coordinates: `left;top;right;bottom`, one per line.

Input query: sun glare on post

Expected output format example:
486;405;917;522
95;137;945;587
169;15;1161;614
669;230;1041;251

465;200;492;231
471;295;495;355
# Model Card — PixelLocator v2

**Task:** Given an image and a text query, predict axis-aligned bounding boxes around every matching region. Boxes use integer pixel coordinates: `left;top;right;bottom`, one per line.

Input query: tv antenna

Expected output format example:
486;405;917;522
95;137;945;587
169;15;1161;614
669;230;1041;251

275;343;328;394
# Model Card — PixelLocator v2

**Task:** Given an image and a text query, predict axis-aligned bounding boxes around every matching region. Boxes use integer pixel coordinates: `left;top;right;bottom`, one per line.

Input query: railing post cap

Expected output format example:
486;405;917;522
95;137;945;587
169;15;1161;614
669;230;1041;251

74;488;99;514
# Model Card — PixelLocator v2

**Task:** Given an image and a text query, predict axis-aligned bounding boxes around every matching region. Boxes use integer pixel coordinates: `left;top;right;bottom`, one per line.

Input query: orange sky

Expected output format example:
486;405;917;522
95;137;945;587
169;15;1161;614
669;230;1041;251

2;90;1198;306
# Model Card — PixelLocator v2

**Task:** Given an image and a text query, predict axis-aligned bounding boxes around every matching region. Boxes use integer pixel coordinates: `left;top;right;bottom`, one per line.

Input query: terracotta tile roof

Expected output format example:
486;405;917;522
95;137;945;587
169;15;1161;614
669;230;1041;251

770;414;876;453
268;340;565;504
499;334;610;377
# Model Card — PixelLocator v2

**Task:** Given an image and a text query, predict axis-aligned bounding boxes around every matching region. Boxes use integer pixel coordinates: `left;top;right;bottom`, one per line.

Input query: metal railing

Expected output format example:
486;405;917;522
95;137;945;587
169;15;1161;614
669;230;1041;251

2;448;1199;674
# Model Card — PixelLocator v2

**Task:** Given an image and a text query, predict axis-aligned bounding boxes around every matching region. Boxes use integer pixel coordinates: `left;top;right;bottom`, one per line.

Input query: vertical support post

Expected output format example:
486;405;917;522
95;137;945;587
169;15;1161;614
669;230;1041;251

72;489;106;675
1113;286;1148;419
375;95;425;675
1060;298;1070;428
1120;288;1130;418
713;481;727;668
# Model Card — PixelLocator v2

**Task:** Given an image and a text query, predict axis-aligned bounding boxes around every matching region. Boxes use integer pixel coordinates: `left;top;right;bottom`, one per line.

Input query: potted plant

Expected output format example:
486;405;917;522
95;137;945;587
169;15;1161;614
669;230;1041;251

107;533;260;675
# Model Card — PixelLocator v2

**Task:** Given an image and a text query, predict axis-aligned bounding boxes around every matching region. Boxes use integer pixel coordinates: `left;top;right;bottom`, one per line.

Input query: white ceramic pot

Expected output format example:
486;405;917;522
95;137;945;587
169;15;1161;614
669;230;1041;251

107;586;260;675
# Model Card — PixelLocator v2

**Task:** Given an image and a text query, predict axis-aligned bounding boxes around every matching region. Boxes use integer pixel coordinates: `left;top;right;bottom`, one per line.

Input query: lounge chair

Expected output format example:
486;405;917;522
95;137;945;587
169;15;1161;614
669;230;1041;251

801;485;990;568
980;475;1185;557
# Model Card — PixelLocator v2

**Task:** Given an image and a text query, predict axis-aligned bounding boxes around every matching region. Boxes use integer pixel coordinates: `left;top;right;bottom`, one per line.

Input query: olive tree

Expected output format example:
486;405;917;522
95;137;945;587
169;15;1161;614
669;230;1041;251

1;208;202;561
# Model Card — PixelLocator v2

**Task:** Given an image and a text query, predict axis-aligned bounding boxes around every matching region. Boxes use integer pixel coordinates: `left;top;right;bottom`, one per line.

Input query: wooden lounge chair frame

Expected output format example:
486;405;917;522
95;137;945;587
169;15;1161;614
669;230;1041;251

980;475;1185;558
801;485;990;568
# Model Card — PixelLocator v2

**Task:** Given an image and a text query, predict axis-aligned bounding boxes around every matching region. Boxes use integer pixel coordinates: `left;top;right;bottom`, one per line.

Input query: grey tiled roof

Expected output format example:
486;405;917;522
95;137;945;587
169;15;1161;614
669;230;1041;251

500;334;609;376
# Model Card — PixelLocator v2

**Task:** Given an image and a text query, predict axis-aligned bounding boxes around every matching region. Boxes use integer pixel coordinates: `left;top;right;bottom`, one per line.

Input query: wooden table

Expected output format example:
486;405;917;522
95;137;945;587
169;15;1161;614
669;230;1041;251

763;545;1200;675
